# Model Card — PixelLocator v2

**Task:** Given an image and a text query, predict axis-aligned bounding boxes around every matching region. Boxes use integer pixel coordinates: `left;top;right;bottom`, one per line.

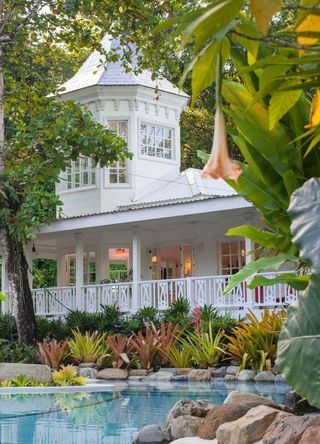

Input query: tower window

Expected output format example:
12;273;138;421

67;157;96;190
140;123;173;160
108;120;129;185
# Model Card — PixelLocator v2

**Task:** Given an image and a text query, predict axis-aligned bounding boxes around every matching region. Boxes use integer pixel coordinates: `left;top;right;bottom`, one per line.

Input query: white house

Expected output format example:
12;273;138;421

0;36;297;317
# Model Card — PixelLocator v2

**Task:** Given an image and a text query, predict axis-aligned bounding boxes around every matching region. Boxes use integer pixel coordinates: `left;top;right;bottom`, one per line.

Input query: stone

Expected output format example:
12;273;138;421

169;415;204;441
255;371;276;383
129;369;153;377
283;391;320;414
166;399;215;426
78;362;96;368
133;424;169;444
0;363;52;384
171;439;216;444
210;367;227;378
177;368;192;376
197;404;251;439
226;366;240;375
172;375;188;382
159;367;177;375
237;370;256;382
216;405;290;444
299;426;320;444
188;369;212;382
224;375;237;381
147;371;173;381
128;376;145;381
96;368;128;380
262;414;320;444
78;367;97;378
223;391;280;410
275;374;286;384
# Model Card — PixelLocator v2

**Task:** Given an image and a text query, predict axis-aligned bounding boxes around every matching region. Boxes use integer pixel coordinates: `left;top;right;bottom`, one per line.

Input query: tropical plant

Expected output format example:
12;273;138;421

35;317;69;342
131;306;160;330
224;309;285;371
0;313;17;340
162;297;191;325
37;339;68;370
106;334;133;369
0;340;37;364
52;365;86;387
65;311;103;335
130;325;158;370
0;374;48;387
99;303;126;334
67;330;107;364
151;321;189;366
179;324;224;368
163;345;193;368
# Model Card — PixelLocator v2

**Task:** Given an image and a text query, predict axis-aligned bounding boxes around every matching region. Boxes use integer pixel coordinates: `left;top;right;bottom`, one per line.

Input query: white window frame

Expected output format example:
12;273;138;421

66;156;97;191
219;239;246;276
106;120;130;187
139;122;174;161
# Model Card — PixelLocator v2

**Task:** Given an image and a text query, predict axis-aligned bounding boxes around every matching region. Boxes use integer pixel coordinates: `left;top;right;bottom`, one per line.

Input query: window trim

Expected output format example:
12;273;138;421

105;119;131;188
64;157;98;192
138;120;175;163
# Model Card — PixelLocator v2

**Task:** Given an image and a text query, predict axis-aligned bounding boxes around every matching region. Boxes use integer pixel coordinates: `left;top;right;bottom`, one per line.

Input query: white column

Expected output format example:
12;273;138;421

132;233;141;313
75;233;84;309
95;244;105;284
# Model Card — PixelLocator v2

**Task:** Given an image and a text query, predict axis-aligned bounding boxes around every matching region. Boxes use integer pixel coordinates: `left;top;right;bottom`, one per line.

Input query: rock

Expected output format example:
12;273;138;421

78;362;96;368
128;376;145;381
133;424;169;444
210;367;227;378
96;368;128;380
129;369;153;377
283;391;320;414
177;368;192;376
171;439;216;444
147;371;173;381
0;363;52;384
197;404;252;439
224;375;237;381
255;371;276;383
224;391;280;410
166;400;215;426
226;366;239;375
237;370;256;382
262;414;320;444
169;415;204;441
78;367;97;378
216;405;290;444
299;426;320;444
188;369;212;382
159;368;177;375
172;375;188;382
275;374;286;384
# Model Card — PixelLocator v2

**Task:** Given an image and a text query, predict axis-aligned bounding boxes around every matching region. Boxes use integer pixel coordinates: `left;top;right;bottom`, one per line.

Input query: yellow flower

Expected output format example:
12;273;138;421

202;106;242;182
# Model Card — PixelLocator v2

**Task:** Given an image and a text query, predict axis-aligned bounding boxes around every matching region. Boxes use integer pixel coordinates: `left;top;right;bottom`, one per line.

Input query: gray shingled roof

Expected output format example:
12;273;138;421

59;35;188;97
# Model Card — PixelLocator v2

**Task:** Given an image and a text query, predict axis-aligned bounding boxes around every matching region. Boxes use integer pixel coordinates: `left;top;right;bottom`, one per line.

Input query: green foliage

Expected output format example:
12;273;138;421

130;325;158;370
52;365;86;387
35;317;69;342
0;313;17;340
65;310;102;335
129;307;160;333
162;297;191;325
37;339;68;370
106;334;133;369
225;309;285;371
32;259;57;289
0;340;37;364
277;178;320;408
200;306;239;336
0;374;48;387
163;346;193;368
67;330;107;364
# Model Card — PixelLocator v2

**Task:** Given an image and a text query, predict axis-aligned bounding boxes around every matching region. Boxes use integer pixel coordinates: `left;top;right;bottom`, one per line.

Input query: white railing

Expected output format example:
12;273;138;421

29;272;298;317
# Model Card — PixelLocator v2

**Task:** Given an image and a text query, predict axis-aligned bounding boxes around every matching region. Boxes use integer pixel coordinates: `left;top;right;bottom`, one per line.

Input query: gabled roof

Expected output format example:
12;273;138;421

59;35;188;98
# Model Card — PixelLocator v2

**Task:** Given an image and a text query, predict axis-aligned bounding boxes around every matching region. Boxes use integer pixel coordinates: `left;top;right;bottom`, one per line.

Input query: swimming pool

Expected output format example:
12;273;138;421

0;380;290;444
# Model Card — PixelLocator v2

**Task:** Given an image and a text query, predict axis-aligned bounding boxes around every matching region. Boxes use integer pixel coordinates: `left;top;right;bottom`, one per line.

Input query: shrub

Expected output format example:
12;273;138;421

106;334;133;369
67;330;107;363
35;317;69;341
98;304;129;335
162;297;192;325
37;339;68;369
52;365;86;386
224;309;286;371
152;321;189;366
130;307;160;333
0;340;37;363
65;310;102;335
0;313;17;340
130;325;158;370
164;346;192;368
0;374;48;387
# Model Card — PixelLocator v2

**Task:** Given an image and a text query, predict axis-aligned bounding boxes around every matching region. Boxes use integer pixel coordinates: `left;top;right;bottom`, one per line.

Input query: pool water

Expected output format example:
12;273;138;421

0;380;290;444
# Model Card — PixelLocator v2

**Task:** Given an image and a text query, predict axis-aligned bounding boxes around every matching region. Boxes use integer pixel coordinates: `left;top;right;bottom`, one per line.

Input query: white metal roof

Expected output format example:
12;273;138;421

59;35;188;98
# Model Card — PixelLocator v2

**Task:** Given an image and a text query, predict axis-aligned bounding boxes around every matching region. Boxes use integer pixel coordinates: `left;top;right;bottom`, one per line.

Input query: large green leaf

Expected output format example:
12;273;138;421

226;224;293;251
223;253;289;294
269;83;302;130
249;273;310;291
277;178;320;408
0;292;6;302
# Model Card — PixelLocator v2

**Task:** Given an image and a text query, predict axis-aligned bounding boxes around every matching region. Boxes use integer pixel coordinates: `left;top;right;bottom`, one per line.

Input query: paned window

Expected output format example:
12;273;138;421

140;123;173;159
108;120;129;184
67;157;96;190
220;240;246;275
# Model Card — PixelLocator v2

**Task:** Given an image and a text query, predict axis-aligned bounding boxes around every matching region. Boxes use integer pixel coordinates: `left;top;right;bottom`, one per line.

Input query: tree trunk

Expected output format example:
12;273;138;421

0;44;4;172
4;228;36;344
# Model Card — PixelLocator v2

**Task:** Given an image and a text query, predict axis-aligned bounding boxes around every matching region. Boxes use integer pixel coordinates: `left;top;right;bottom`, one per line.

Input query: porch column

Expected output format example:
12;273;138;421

245;238;255;308
75;233;84;309
95;244;105;284
132;233;141;313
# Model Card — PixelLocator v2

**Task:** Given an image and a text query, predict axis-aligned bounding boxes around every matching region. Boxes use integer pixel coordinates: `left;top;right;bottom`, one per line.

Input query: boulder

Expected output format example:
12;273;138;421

96;368;128;380
172;375;188;382
216;405;290;444
255;371;276;383
188;370;212;382
197;404;251;439
129;369;153;377
283;391;320;414
226;366;239;375
223;375;237;381
0;363;52;384
166;399;215;426
133;424;169;444
210;367;227;378
237;370;256;382
159;368;177;375
299;426;320;444
171;439;216;444
223;391;280;410
147;371;173;382
78;367;97;378
169;415;204;441
262;415;320;444
177;368;192;376
78;362;96;368
275;374;286;384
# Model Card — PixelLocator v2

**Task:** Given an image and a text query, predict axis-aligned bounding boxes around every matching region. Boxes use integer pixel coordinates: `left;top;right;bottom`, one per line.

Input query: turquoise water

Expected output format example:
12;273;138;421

0;380;290;444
